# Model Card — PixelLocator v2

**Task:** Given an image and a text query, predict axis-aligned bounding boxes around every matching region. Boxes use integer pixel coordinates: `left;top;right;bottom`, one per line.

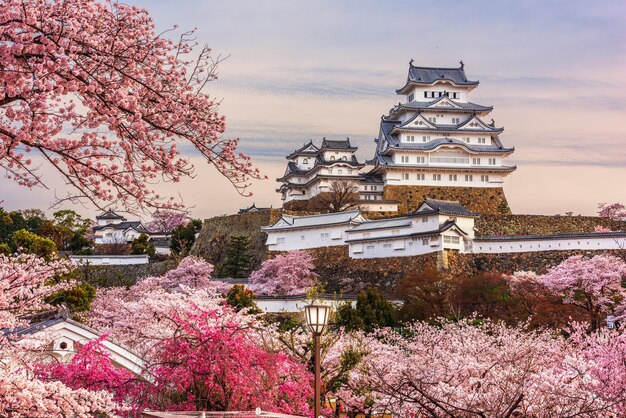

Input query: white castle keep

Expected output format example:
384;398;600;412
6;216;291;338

277;61;516;212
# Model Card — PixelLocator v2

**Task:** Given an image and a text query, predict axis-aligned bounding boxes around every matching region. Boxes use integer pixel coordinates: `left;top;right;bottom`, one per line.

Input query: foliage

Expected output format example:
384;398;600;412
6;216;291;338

335;287;398;333
221;235;251;277
145;210;189;232
35;335;141;414
249;251;319;296
170;219;202;255
0;0;262;212
598;202;626;221
225;284;260;313
540;254;626;329
50;210;92;251
12;229;57;260
331;319;626;416
45;279;96;313
314;180;360;212
130;233;155;257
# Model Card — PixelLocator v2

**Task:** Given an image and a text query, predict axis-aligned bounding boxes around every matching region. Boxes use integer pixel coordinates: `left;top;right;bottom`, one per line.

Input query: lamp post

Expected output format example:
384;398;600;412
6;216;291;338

305;304;330;418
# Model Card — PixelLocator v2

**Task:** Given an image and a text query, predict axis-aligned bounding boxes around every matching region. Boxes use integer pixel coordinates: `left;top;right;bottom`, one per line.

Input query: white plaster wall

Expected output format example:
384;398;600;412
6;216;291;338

472;237;626;254
266;224;352;251
383;170;504;187
350;236;440;259
256;298;355;313
410;85;469;102
357;202;398;212
69;255;149;265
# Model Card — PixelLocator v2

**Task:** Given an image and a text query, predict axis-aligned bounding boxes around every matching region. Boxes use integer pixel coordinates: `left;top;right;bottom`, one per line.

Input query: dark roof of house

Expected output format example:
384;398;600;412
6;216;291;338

345;219;467;243
238;203;270;214
383;136;514;155
286;140;320;159
415;198;480;217
396;98;492;113
95;210;126;220
397;61;479;93
151;237;171;247
320;138;356;150
92;221;151;233
475;231;626;242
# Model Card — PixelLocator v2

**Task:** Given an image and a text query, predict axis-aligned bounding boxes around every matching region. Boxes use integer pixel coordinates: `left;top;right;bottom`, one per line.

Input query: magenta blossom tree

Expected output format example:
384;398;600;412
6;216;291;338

145;210;190;232
0;0;263;212
540;254;626;329
248;251;319;296
598;202;626;221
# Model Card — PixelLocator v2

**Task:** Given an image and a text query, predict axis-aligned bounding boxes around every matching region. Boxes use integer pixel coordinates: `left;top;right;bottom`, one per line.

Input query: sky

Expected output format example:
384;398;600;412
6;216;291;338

2;0;625;219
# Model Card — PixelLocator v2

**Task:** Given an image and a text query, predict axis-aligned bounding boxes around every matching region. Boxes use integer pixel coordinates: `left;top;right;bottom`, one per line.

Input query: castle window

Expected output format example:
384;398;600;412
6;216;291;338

328;168;333;174
342;156;347;160
449;174;457;181
402;173;410;180
330;156;335;161
464;137;470;143
443;236;460;244
465;174;473;181
366;245;375;250
364;185;368;191
401;156;409;163
472;158;481;165
416;156;425;164
428;117;437;123
422;217;429;223
383;243;392;249
338;169;343;174
438;92;443;97
478;137;486;144
406;135;415;142
277;237;285;244
408;93;415;102
303;158;309;164
422;136;430;142
453;92;459;99
422;238;429;245
433;174;441;181
320;232;330;239
452;118;460;124
301;235;305;241
481;175;489;182
424;91;428;98
417;173;425;180
488;158;496;165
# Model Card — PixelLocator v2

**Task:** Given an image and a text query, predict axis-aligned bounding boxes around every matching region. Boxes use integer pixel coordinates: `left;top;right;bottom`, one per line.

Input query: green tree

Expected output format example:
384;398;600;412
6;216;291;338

51;209;91;250
131;233;156;257
170;219;202;255
12;229;57;260
222;235;251;278
335;287;398;333
225;284;260;314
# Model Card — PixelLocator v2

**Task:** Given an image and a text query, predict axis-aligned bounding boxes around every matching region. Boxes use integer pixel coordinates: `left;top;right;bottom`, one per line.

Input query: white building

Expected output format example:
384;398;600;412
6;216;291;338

92;210;171;254
368;61;516;188
14;313;146;377
261;198;626;259
262;210;365;251
346;198;477;259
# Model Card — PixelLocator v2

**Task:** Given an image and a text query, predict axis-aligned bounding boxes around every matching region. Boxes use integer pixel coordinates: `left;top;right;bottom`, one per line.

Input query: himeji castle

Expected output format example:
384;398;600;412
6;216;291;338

278;61;517;215
370;60;516;194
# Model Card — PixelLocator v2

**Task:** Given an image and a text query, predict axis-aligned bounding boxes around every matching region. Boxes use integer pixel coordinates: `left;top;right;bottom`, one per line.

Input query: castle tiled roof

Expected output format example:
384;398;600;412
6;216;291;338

95;210;126;221
92;221;151;234
321;138;356;150
397;61;479;94
395;99;492;113
383;137;514;155
262;210;363;231
286;140;319;159
415;198;479;217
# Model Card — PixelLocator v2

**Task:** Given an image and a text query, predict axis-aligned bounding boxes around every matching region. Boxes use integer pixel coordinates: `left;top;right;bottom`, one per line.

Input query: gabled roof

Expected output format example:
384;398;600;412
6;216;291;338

397;61;479;94
345;219;468;244
286;140;320;159
95;210;126;221
394;98;492;114
238;203;270;214
414;198;479;217
262;210;363;231
347;217;413;233
320;138;357;150
92;221;151;234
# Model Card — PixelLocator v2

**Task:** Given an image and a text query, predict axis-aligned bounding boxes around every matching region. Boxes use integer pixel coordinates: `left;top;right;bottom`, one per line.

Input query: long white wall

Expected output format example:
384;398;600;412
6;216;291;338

266;224;352;251
472;236;626;254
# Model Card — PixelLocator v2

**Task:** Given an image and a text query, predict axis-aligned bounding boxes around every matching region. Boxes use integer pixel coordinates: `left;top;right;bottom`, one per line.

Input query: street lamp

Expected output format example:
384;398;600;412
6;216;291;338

305;304;330;418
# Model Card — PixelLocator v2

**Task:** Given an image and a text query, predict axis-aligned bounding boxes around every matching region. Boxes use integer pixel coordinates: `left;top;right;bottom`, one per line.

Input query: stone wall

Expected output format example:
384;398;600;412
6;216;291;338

191;209;281;273
475;214;626;236
383;185;510;215
77;260;176;288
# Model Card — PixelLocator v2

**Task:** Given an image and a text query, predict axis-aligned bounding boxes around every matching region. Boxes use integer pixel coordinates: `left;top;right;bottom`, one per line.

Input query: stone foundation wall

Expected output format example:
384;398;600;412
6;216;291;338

475;214;626;236
191;209;281;273
77;260;176;288
383;185;510;215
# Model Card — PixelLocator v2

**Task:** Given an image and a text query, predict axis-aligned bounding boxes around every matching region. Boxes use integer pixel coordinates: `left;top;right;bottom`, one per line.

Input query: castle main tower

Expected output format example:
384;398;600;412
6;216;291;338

368;60;516;214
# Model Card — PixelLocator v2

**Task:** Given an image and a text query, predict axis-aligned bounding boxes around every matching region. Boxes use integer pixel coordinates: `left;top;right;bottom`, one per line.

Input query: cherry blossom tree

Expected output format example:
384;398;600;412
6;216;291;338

151;310;313;415
0;253;121;417
248;251;319;296
35;335;143;415
145;210;190;232
0;0;262;212
331;319;625;417
598;202;626;221
540;254;626;330
595;225;614;232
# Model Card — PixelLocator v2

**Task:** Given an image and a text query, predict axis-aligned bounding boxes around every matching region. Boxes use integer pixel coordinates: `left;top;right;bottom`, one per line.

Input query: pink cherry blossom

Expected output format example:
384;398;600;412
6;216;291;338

249;251;319;296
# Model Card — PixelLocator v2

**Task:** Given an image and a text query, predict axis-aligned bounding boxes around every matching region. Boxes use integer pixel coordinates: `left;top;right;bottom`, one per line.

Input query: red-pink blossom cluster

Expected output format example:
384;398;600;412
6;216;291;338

0;0;262;211
145;210;190;232
249;251;319;296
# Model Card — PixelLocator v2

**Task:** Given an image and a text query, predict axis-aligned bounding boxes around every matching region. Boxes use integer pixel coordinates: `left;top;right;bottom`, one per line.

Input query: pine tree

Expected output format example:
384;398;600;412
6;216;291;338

222;235;251;278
